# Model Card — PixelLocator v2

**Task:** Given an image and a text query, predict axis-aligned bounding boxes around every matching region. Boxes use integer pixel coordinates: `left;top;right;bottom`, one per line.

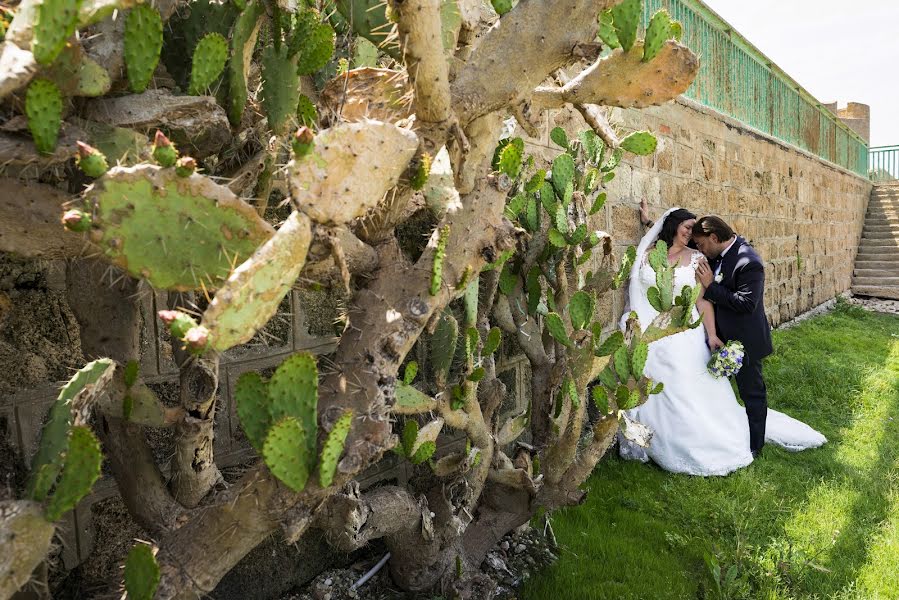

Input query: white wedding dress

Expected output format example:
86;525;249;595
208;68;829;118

618;209;826;476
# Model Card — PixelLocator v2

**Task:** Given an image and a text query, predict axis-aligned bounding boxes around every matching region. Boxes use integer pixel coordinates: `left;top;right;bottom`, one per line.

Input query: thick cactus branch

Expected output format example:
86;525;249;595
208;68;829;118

0;501;56;600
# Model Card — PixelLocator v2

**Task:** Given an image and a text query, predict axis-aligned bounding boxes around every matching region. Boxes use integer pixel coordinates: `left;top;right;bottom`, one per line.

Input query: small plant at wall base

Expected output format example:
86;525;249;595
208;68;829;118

0;0;699;597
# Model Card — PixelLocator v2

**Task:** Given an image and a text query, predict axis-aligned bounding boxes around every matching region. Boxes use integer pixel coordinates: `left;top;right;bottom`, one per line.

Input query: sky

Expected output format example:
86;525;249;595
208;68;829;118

703;1;899;147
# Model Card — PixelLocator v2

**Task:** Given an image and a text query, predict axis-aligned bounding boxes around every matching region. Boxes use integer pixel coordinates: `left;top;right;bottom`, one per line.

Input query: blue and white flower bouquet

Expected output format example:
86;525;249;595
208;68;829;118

707;340;744;378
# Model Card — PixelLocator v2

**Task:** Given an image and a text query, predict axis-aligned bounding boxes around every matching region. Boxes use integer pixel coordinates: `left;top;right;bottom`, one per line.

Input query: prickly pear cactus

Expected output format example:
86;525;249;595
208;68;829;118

261;44;300;136
268;353;319;462
235;372;271;452
151;130;178;167
296;94;317;128
643;9;672;62
318;411;352;487
75;141;108;177
394;383;437;414
79;164;275;290
610;0;641;53
289;8;336;76
226;0;263;126
25;79;62;154
620;131;658;155
569;290;595;331
28;359;115;501
200;211;312;351
430;311;458;387
335;0;399;60
545;312;572;348
598;10;620;49
263;417;310;492
124;542;160;600
31;0;81;65
124;4;163;93
491;0;513;17
189;32;228;95
551;153;575;201
430;225;450;296
44;426;102;522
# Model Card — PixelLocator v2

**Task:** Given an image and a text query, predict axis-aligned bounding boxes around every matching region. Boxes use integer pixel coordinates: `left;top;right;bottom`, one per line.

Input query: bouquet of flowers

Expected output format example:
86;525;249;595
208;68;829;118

708;340;744;378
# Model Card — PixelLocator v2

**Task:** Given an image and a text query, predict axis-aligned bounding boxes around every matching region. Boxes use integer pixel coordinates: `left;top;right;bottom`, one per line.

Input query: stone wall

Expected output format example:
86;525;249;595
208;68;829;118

523;97;872;329
0;96;871;595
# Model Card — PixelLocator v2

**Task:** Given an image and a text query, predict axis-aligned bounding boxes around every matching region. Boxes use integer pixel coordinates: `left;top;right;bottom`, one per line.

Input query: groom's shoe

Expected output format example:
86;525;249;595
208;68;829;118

751;448;763;459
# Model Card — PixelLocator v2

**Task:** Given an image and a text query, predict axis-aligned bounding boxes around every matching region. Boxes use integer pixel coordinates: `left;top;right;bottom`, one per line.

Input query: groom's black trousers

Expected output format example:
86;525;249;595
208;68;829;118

735;357;767;454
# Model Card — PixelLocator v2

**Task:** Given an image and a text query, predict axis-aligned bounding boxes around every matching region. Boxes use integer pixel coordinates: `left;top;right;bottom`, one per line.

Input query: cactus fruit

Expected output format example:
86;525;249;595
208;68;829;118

124;543;160;600
235;372;271;451
430;311;458;387
28;359;115;501
261;44;300;136
75;141;108;177
289;8;336;76
296;94;317;128
199;211;312;351
545;312;572;348
288;121;419;226
62;209;92;232
189;33;228;94
82;164;274;290
175;156;197;177
268;353;318;462
227;0;263;126
394;382;437;414
25;79;62;154
620;131;658;155
124;4;163;93
598;10;620;50
263;417;310;492
292;126;315;158
44;426;102;522
643;9;672;63
151;130;178;167
430;225;450;296
610;0;641;53
32;0;80;65
158;310;199;341
569;290;595;331
551;153;575;200
318;411;352;487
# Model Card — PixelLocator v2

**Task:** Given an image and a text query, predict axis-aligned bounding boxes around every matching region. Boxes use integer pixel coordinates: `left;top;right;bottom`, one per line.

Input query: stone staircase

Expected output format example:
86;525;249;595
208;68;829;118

853;183;899;299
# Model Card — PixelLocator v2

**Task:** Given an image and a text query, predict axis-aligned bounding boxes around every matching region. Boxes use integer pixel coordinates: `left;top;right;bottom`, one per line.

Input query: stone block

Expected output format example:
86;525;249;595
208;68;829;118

610;203;642;245
675;144;695;178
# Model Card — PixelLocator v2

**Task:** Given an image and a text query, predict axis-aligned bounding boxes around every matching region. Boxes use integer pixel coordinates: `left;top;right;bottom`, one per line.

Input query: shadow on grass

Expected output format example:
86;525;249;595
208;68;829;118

520;306;899;600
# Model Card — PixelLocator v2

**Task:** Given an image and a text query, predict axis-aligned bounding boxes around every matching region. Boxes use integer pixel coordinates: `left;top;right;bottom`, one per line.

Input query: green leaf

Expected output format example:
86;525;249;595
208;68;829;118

602;171;616;183
483;327;502;355
651;382;664;395
550;127;569;150
545;312;572;347
403;361;418;385
124;543;160;600
569;290;595;331
596;331;624;357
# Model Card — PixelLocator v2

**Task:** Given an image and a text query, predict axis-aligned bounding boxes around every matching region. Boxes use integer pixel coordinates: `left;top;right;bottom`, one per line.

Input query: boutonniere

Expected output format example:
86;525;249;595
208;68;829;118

714;273;724;283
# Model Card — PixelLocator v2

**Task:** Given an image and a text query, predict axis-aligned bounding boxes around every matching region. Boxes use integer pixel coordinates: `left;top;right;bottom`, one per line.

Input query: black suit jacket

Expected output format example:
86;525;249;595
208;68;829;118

704;236;773;361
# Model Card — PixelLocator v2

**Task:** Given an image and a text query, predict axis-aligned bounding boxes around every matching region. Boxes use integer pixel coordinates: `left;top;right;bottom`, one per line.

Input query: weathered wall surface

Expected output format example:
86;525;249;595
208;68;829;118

0;96;871;594
524;97;871;329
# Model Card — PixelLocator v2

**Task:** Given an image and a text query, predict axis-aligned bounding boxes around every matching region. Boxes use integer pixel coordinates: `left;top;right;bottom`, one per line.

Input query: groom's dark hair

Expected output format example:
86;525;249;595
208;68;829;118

658;209;696;247
693;216;735;243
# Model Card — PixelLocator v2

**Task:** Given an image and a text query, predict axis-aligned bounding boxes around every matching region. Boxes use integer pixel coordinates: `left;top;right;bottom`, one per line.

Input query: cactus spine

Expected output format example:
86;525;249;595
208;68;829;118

124;4;163;93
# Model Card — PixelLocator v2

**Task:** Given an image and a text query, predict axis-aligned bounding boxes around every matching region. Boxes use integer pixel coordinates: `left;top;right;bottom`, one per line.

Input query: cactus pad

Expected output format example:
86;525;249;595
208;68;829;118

483;327;502;356
25;79;62;154
394;383;437;415
124;4;163;93
620;131;658;156
569;290;594;331
28;359;115;501
613;345;630;382
201;211;312;351
545;312;572;348
318;411;352;487
289;8;336;76
643;9;672;63
227;0;263;126
335;0;399;60
551;153;575;201
592;385;610;414
261;44;300;136
82;164;274;290
124;543;160;600
189;33;228;95
595;331;624;357
598;10;620;49
296;94;317;128
430;225;450;296
288;121;418;225
430;311;458;386
235;372;271;452
630;341;648;380
75;56;112;97
410;441;436;465
268;353;318;462
44;426;102;522
263;417;310;492
610;0;641;53
32;0;81;65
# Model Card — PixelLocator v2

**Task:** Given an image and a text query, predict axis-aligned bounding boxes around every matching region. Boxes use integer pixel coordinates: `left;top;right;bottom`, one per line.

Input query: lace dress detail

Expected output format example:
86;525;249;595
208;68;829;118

619;255;826;476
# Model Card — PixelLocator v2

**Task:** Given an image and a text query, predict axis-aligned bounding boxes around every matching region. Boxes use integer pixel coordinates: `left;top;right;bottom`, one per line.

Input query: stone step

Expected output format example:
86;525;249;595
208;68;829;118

865;211;899;220
864;223;899;232
851;285;899;300
854;268;899;278
855;260;899;270
856;251;899;261
860;231;899;241
853;275;899;286
859;237;899;247
867;204;899;212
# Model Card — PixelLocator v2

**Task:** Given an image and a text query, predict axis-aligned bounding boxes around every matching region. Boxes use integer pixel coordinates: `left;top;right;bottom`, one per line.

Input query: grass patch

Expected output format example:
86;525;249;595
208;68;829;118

521;302;899;600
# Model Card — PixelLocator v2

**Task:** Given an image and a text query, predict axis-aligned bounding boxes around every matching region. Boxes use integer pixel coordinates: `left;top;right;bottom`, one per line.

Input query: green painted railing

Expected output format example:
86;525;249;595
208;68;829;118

640;0;869;177
869;146;899;182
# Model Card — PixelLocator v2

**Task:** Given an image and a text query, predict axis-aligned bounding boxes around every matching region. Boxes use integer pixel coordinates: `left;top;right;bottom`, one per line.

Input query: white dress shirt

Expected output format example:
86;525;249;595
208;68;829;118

714;237;738;276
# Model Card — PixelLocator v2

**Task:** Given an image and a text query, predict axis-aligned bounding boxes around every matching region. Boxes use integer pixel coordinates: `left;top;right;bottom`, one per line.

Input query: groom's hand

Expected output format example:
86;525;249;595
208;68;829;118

696;257;714;287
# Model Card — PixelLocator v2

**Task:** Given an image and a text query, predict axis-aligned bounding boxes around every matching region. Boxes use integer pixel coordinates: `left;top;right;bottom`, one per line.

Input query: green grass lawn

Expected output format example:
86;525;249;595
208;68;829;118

520;301;899;600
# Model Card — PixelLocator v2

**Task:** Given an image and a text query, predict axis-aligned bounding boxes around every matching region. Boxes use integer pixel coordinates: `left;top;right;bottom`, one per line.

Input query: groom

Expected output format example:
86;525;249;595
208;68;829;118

692;217;773;458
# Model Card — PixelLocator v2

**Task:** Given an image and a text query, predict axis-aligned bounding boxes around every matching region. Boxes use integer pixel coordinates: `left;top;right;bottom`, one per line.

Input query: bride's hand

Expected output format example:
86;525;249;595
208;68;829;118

708;335;724;351
639;199;652;226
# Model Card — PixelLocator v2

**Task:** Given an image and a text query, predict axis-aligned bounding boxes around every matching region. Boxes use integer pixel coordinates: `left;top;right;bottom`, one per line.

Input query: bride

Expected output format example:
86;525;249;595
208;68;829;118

617;207;826;476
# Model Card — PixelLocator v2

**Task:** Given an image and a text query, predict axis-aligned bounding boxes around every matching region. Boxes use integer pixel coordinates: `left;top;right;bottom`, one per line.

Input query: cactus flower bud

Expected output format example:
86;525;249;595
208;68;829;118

75;141;109;177
151;130;178;167
61;209;92;232
184;326;210;353
157;309;198;341
175;156;197;177
292;126;315;159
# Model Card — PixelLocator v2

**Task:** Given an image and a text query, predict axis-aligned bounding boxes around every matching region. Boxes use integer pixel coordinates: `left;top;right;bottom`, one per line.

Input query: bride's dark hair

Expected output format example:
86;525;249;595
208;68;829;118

658;208;697;248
